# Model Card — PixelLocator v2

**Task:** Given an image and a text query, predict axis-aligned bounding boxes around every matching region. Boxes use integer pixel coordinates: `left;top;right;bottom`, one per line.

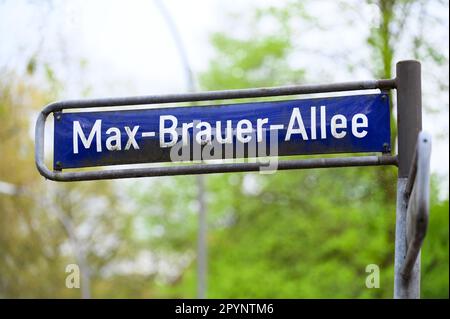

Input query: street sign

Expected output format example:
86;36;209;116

53;93;390;169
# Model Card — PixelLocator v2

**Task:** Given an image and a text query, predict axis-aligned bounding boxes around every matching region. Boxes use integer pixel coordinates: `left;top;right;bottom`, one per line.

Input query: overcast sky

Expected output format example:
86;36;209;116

0;0;448;193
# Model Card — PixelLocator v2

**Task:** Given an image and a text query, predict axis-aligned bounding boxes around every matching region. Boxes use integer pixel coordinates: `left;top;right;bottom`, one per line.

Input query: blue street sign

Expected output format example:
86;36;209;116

53;93;390;169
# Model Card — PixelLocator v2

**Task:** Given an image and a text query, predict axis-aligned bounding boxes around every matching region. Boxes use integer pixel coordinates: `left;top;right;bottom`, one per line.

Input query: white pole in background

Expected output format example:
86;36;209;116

153;0;207;299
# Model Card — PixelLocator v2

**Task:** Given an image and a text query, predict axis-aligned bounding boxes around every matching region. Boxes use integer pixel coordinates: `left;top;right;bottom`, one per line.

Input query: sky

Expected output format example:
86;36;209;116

0;0;222;96
0;0;448;194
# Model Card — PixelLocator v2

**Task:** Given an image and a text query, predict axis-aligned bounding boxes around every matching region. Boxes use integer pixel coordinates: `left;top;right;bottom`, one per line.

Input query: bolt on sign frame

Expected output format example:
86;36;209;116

35;60;430;298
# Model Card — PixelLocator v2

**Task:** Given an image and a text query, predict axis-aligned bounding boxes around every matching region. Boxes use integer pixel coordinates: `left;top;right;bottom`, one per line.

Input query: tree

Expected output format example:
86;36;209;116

0;71;138;298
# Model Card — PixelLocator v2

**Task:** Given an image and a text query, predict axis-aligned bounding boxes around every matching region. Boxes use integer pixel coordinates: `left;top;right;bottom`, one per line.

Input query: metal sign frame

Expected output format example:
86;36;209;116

34;60;430;299
35;79;397;182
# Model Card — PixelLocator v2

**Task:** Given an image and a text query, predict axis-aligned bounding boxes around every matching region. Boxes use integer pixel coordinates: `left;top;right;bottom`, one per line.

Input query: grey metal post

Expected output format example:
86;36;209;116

394;60;422;298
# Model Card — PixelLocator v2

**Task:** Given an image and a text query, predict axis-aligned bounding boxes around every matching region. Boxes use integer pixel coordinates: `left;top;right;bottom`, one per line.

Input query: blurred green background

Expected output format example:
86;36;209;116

0;0;448;298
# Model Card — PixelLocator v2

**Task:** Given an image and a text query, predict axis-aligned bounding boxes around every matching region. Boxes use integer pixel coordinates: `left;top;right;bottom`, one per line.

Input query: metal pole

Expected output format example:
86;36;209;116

394;60;422;298
153;0;207;298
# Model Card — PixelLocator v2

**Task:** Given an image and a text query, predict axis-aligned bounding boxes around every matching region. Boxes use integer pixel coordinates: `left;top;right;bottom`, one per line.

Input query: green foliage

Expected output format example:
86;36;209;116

201;34;304;90
200;3;307;90
422;200;449;298
131;176;199;252
205;169;395;298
